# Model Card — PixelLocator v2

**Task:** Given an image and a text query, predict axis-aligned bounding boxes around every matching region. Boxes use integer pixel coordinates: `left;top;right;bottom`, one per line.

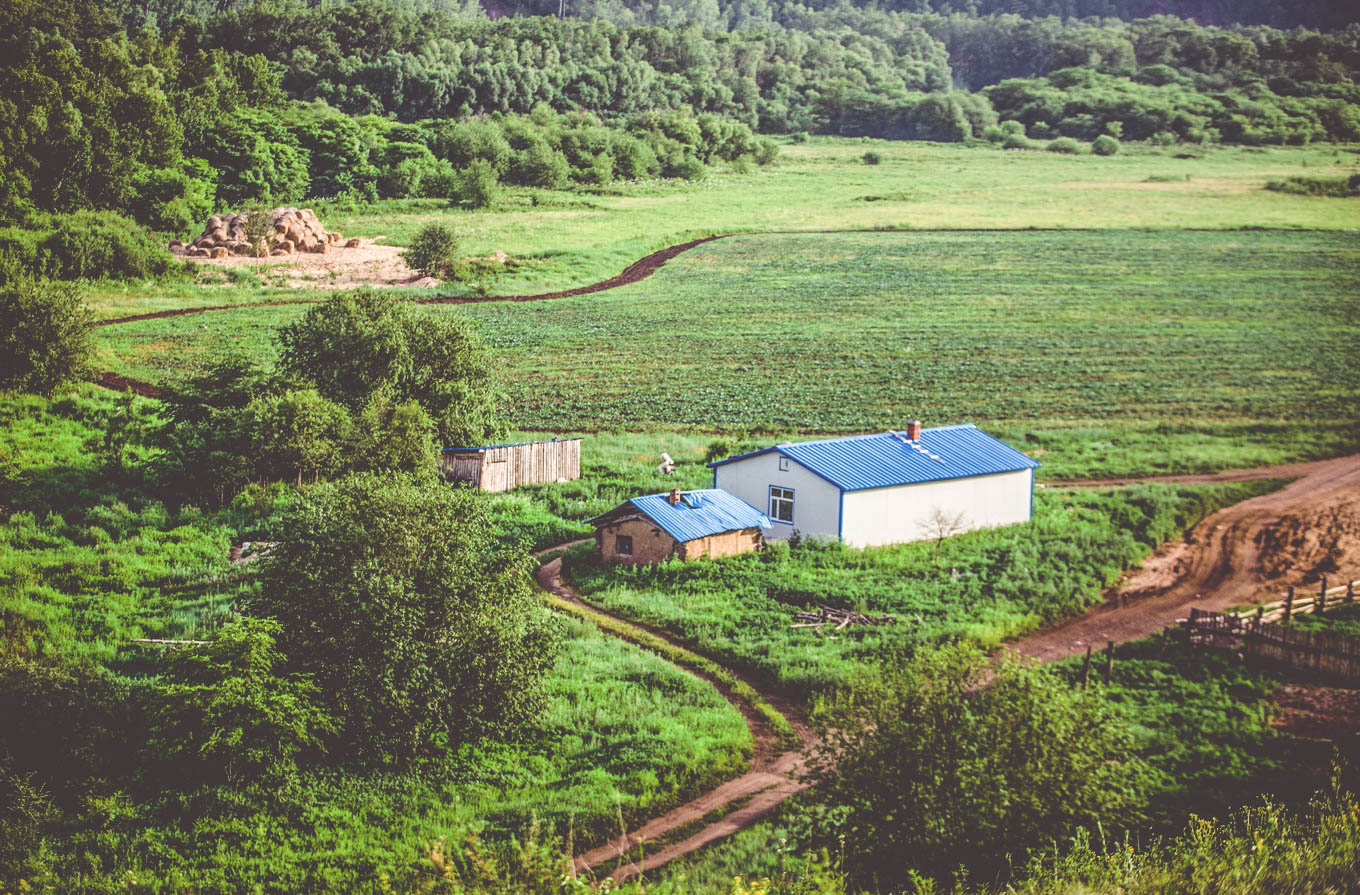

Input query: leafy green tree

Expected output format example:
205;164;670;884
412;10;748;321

402;224;459;278
242;388;352;485
152;617;337;785
153;354;267;504
455;158;501;208
276;289;503;446
248;472;562;759
804;644;1149;888
351;396;440;476
0;274;92;395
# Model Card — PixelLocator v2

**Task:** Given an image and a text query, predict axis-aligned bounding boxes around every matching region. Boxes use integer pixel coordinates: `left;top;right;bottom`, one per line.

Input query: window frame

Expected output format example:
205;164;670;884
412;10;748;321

778;456;790;471
615;534;634;556
768;485;795;525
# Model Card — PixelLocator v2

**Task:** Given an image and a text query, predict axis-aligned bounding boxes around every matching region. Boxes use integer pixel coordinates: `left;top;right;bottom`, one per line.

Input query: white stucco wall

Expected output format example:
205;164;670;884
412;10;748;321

713;452;842;541
839;468;1034;548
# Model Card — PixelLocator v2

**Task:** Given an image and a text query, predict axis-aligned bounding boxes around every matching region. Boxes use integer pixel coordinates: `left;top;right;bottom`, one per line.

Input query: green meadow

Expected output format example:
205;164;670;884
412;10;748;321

96;228;1360;479
82;138;1360;322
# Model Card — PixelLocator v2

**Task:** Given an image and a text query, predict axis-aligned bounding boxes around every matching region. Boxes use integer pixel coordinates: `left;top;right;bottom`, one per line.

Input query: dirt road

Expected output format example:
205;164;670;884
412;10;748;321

535;556;815;883
1014;452;1360;663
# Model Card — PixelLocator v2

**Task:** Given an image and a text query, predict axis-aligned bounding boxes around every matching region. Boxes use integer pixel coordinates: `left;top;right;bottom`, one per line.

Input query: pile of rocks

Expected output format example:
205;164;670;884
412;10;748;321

173;208;360;258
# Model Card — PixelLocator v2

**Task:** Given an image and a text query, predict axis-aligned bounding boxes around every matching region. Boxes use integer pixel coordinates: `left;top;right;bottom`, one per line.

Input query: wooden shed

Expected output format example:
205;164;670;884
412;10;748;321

588;488;770;565
440;438;582;492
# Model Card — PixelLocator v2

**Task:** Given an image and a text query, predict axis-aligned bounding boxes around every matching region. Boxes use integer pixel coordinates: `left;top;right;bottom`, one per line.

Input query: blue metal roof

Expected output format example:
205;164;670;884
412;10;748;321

589;489;771;543
442;437;581;453
707;425;1040;492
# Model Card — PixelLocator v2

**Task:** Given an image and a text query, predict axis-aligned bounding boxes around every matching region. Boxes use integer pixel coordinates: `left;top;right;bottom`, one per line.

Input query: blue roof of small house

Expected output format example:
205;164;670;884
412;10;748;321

589;489;771;543
707;425;1039;492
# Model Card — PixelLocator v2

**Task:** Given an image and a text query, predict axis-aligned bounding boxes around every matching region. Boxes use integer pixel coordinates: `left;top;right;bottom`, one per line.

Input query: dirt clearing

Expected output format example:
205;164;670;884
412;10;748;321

184;238;425;289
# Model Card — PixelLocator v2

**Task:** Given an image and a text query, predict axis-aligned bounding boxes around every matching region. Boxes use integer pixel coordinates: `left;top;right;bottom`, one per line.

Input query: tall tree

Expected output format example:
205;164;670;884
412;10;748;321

248;472;561;759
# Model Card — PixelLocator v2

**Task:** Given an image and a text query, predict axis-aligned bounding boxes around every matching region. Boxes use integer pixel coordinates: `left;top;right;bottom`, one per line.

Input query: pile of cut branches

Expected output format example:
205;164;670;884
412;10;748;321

791;605;897;630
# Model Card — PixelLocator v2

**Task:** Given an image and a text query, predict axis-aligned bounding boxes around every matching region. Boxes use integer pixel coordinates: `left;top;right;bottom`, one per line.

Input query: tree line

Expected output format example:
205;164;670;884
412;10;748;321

1;0;1356;270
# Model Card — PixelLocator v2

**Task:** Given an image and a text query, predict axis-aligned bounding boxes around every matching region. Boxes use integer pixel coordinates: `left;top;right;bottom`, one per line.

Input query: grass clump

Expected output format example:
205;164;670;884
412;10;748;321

1265;173;1360;197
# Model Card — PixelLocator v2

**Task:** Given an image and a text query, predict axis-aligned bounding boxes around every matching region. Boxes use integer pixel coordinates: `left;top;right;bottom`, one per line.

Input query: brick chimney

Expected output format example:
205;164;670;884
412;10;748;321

668;488;682;505
906;420;922;441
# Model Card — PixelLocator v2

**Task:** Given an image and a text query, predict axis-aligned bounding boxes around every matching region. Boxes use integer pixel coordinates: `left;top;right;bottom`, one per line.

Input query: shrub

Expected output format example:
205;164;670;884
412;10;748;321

509;142;570;189
982;125;1007;143
1150;131;1178;146
1000;120;1026;136
1264;175;1360;197
1003;134;1031;150
1092;134;1121;156
861;151;883;165
666;157;707;181
1047;137;1084;154
401;224;459;278
454;158;501;208
805;644;1148;889
248;472;563;759
789;131;810;143
33;212;173;281
752;138;780;166
0;275;92;394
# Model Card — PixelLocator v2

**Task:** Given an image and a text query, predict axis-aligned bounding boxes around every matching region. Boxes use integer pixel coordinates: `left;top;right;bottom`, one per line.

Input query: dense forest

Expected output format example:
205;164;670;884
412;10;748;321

1;0;1357;265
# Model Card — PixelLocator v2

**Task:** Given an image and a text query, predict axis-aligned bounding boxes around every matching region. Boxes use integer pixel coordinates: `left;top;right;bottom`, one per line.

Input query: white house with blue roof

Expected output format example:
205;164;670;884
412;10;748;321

708;422;1040;549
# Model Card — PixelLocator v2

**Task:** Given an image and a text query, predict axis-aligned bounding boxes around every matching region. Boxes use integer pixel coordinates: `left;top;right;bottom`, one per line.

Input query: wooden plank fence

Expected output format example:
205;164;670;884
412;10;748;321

1208;576;1360;627
441;438;582;492
1184;603;1360;684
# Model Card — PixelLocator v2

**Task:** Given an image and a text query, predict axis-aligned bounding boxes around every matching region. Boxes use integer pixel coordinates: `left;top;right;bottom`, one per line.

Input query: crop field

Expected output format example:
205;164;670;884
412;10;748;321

82;139;1359;322
96;228;1360;478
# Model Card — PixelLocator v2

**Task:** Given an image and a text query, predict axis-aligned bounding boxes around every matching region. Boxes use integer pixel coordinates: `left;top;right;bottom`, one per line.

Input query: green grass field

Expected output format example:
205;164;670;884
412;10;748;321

0;389;752;878
96;228;1360;478
83;139;1359;321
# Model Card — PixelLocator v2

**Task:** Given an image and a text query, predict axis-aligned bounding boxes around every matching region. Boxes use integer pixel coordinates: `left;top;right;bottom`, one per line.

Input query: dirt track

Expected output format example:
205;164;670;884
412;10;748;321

535;556;815;883
1014;453;1360;663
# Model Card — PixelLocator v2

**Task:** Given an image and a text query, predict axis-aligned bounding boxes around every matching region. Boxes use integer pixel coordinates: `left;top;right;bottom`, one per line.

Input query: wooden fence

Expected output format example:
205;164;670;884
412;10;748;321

440;438;582;492
1184;606;1360;683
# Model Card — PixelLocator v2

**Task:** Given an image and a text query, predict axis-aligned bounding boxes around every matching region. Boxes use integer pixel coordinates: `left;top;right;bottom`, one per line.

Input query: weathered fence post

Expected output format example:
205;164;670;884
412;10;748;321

1104;640;1115;685
1317;576;1327;616
1081;644;1093;690
1348;580;1355;605
1284;585;1294;624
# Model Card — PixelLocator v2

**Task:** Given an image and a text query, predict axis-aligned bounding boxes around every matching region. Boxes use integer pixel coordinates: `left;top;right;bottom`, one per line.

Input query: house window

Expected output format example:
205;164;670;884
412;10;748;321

769;486;795;524
616;535;634;556
778;456;790;471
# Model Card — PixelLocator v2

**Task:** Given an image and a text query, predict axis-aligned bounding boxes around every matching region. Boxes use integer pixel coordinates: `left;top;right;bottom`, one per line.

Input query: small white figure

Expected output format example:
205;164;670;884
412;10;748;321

658;452;676;475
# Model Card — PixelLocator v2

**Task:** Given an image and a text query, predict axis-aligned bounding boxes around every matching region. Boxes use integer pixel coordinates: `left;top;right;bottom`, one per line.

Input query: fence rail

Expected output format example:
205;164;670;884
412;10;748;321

1184;605;1360;683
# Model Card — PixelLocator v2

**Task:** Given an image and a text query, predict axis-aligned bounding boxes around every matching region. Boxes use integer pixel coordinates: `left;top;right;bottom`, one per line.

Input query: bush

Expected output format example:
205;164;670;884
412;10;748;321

0;275;92;394
1000;120;1026;136
861;151;883;165
454;158;501;208
25;212;174;281
804;644;1148;889
248;473;563;759
402;224;459;278
1264;175;1360;197
666;157;707;181
1003;134;1031;150
1047;137;1084;154
789;131;810;143
1092;134;1121;156
982;125;1007;143
509;142;570;189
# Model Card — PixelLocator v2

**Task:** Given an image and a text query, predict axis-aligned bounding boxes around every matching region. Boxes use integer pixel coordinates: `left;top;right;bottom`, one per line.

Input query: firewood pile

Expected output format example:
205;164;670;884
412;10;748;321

791;605;897;629
172;208;353;258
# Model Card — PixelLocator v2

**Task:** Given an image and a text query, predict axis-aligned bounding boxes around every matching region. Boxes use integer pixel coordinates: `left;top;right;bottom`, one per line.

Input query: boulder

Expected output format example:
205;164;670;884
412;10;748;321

211;246;228;258
345;237;361;248
189;207;340;259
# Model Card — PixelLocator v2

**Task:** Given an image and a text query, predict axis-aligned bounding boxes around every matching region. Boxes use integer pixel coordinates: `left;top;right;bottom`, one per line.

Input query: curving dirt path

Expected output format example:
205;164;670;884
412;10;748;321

1014;452;1360;663
535;555;815;883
